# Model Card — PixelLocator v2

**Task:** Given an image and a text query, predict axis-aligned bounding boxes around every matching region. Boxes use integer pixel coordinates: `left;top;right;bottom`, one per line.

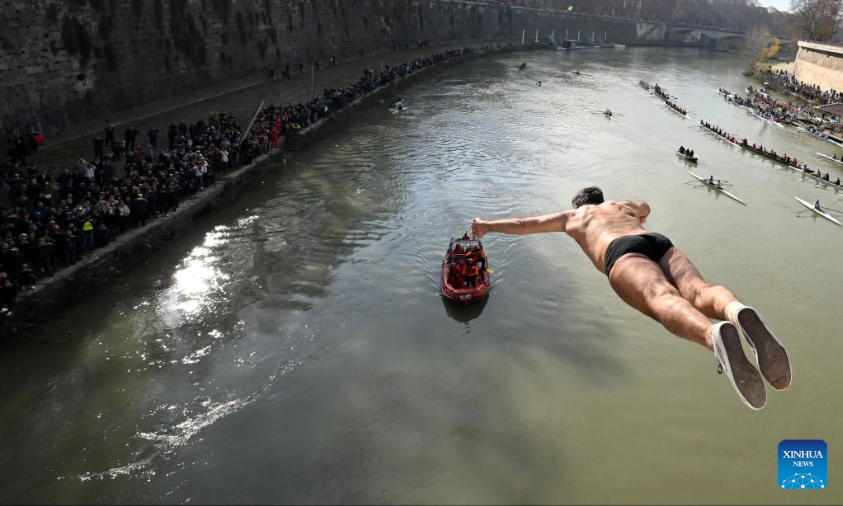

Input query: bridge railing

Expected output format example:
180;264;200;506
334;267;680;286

434;0;748;35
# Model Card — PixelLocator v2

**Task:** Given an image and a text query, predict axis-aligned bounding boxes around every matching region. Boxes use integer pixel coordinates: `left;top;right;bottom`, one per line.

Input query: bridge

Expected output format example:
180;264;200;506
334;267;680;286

492;3;749;51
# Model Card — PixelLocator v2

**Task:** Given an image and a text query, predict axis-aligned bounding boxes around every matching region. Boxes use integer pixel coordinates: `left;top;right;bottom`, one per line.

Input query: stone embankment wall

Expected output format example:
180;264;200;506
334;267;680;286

0;0;651;141
0;0;513;138
793;41;843;92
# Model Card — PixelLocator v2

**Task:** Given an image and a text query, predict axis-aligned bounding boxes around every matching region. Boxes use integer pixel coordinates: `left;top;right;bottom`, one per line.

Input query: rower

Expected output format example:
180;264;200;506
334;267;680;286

716;180;723;189
835;177;841;185
818;169;823;177
814;199;822;211
679;146;686;154
688;149;694;157
536;81;542;87
708;175;715;184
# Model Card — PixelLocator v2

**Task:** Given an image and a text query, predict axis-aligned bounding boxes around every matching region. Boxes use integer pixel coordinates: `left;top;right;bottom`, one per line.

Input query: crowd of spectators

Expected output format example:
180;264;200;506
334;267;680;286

0;46;474;318
761;68;843;105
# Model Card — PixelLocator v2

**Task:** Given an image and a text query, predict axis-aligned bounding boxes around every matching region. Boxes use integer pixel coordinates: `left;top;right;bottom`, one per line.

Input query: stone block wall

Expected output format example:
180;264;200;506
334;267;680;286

793;41;843;92
0;0;513;138
0;1;646;140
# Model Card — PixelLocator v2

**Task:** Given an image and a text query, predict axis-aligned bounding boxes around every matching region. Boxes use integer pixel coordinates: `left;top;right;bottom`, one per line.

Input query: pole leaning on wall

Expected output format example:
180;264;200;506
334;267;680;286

239;100;265;145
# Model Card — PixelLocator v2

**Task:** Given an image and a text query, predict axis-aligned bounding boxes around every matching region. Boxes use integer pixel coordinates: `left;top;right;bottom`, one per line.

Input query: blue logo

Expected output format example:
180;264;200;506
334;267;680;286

779;440;827;489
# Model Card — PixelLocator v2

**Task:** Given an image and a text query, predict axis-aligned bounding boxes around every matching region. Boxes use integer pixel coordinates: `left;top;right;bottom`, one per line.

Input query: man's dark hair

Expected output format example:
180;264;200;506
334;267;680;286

571;186;605;208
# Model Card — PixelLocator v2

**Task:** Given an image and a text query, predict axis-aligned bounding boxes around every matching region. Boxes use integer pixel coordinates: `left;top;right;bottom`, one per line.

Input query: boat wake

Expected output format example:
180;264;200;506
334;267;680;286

64;359;303;482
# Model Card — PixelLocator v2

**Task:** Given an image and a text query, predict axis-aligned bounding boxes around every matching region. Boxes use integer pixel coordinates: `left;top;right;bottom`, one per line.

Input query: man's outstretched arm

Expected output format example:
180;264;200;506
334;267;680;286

472;211;573;238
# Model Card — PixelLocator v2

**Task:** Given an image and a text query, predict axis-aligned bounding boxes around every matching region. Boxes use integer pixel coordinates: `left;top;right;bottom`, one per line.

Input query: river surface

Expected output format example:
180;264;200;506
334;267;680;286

2;48;843;504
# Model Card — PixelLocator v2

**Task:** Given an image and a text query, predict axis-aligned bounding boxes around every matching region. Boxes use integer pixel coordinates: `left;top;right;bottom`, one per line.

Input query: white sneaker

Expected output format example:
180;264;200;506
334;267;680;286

711;321;766;410
725;302;792;391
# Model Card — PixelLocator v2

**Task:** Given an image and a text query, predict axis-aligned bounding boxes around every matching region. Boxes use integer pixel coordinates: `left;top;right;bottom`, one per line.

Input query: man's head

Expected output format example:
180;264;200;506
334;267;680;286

571;186;604;208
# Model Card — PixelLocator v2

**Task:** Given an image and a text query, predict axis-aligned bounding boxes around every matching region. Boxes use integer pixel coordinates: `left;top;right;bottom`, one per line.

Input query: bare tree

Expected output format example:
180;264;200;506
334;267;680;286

790;0;843;41
743;26;779;72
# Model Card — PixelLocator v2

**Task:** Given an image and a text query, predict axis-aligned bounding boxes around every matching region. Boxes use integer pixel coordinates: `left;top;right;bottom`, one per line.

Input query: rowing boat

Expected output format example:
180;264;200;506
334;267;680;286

816;152;843;167
666;104;689;119
676;151;698;163
688;172;746;205
700;122;742;148
794;196;842;226
753;111;784;128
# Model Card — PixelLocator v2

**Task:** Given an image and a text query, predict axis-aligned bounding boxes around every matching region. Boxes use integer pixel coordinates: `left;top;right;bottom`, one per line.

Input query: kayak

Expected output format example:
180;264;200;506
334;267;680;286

441;237;490;303
795;196;842;226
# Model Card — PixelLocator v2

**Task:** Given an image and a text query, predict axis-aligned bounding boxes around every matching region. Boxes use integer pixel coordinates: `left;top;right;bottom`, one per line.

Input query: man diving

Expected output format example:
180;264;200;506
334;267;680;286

471;187;791;410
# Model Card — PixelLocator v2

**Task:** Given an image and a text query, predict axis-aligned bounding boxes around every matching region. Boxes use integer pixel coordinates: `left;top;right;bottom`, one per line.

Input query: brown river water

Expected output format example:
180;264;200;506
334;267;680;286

1;47;842;504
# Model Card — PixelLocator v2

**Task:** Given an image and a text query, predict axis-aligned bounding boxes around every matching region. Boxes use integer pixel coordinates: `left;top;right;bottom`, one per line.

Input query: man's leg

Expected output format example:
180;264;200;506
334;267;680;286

609;253;767;409
659;248;791;390
658;248;738;319
608;254;713;350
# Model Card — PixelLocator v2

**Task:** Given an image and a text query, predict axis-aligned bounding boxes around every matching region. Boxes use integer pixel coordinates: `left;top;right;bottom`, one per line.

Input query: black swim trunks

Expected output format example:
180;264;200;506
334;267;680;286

604;233;674;277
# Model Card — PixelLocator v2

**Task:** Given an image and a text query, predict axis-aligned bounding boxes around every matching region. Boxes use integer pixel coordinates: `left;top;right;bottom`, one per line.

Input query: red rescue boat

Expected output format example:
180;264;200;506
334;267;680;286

441;236;490;304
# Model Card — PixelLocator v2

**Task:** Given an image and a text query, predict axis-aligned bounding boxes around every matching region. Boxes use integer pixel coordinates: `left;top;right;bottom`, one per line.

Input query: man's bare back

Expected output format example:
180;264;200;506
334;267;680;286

562;200;651;273
468;186;791;410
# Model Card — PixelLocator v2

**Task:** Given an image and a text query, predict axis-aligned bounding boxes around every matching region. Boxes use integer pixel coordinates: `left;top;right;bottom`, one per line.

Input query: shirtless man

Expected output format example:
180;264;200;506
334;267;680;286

471;186;791;410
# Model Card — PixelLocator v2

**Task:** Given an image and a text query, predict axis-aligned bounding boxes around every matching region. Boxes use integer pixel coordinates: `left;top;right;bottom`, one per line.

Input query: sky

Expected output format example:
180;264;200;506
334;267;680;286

757;0;791;11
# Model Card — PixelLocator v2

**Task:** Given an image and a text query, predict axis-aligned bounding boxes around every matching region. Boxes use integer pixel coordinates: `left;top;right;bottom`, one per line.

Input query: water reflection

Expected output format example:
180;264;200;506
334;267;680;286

442;294;489;324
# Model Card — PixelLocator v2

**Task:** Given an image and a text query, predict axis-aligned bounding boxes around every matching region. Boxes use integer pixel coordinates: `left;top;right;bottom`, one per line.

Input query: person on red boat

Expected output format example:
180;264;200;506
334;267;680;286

471;186;791;410
465;247;476;264
474;246;486;272
462;232;471;241
465;261;479;288
454;260;467;287
448;262;461;286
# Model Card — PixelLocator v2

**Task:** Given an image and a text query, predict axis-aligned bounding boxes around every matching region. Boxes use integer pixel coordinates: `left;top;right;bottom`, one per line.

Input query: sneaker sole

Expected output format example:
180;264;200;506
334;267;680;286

718;323;767;410
737;308;792;390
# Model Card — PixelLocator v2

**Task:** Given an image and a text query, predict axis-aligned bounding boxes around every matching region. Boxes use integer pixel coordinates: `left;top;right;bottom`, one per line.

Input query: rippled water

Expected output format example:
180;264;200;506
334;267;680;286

2;48;843;504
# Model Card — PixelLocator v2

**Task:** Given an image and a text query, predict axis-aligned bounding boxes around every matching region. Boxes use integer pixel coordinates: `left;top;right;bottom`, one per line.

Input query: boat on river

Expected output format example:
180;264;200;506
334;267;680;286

795;197;842;226
676;150;698;163
441;237;490;304
688;172;746;205
698;120;843;188
816;152;843;167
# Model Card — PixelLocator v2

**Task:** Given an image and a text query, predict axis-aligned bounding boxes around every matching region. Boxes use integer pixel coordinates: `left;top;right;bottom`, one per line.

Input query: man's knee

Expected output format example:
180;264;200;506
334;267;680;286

691;282;718;305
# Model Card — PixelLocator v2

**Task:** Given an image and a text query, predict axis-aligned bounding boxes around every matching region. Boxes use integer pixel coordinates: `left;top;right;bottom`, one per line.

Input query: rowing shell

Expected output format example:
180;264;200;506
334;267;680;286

752;111;784;128
795;196;842;226
816;152;843;167
688;172;746;205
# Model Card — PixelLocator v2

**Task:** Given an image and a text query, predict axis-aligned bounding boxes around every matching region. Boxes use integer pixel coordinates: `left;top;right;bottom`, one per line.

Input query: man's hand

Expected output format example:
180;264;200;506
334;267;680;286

471;217;486;238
